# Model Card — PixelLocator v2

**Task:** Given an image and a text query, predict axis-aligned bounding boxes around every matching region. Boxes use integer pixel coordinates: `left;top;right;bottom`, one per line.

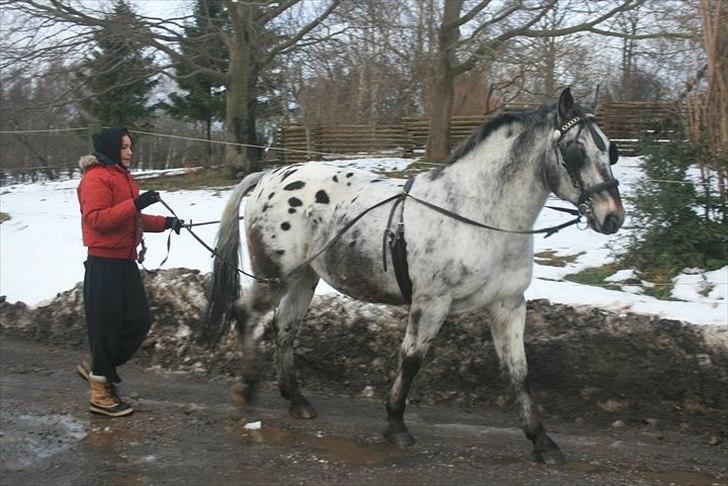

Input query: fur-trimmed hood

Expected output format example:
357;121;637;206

78;154;102;172
78;153;127;173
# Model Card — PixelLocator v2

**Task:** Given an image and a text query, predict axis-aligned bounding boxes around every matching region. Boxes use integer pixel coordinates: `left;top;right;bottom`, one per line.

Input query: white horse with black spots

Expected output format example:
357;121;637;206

202;88;625;464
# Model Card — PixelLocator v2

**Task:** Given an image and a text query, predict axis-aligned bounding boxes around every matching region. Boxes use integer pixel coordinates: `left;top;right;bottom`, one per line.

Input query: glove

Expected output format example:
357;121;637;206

164;217;184;234
134;190;160;210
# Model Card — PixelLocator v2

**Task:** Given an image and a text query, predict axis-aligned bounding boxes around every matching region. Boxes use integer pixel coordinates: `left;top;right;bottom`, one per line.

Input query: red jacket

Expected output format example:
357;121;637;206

77;156;166;260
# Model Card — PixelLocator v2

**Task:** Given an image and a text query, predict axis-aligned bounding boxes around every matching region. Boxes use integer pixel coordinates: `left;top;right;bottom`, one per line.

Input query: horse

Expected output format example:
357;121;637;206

202;87;625;464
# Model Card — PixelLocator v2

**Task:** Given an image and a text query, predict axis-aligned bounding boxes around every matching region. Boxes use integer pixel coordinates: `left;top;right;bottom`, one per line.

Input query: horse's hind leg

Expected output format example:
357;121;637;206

231;281;280;405
273;272;319;419
384;295;451;446
488;295;565;465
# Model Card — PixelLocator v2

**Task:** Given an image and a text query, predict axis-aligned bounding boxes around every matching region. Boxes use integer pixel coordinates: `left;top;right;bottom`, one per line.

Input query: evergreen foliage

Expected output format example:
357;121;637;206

76;1;158;128
624;138;727;278
158;0;227;147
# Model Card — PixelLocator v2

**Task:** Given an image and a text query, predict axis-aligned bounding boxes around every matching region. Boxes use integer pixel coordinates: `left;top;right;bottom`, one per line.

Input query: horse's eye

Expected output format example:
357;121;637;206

564;143;585;171
609;142;619;165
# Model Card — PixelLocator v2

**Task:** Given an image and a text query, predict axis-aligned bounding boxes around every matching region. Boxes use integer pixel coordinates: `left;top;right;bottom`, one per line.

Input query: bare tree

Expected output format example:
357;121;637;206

1;0;342;175
424;0;694;162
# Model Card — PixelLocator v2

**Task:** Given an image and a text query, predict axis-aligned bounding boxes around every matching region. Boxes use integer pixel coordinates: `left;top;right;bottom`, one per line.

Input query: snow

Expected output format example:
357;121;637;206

672;267;728;302
1;156;725;328
605;269;638;282
243;421;262;431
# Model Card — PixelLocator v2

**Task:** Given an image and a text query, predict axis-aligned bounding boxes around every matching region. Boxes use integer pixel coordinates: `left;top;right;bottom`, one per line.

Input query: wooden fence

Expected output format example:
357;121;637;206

278;101;678;164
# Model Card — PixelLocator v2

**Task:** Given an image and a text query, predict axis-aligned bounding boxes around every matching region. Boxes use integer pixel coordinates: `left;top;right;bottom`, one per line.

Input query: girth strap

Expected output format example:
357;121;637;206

382;178;415;303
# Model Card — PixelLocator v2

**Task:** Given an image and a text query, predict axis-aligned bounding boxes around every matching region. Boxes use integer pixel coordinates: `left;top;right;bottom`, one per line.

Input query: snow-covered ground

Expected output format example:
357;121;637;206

0;157;725;327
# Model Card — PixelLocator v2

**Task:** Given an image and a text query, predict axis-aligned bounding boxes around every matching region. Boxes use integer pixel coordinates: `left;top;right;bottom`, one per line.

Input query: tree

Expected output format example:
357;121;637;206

424;0;691;162
158;0;227;167
75;1;158;128
625;138;726;281
3;0;342;175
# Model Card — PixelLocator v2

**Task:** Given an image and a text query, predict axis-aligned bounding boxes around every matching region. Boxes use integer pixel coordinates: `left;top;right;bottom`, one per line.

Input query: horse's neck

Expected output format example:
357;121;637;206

423;123;551;230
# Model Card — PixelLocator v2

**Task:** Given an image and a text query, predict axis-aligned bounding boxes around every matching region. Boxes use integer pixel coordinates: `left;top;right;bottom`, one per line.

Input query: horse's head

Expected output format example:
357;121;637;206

545;88;625;235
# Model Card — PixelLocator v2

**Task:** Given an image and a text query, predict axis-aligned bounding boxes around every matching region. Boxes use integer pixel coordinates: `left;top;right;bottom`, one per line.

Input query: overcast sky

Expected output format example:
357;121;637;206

133;0;188;18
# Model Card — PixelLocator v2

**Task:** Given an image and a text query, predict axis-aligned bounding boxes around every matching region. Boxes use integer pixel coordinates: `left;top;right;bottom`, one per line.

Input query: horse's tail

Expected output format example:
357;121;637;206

199;171;265;346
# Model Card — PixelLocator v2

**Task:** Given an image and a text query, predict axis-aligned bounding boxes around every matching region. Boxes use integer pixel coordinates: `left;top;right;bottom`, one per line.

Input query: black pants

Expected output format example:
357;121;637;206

83;256;151;383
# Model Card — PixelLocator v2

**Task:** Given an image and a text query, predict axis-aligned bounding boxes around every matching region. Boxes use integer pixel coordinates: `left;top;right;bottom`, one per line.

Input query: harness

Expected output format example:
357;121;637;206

383;178;415;303
381;112;621;303
158;112;621;304
552;112;620;216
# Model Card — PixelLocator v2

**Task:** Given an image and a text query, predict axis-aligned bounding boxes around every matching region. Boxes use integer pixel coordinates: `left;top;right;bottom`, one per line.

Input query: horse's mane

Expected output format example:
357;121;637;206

445;104;555;165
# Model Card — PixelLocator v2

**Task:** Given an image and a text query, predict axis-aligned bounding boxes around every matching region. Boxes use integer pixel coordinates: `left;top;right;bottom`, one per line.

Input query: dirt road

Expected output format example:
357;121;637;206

1;335;725;485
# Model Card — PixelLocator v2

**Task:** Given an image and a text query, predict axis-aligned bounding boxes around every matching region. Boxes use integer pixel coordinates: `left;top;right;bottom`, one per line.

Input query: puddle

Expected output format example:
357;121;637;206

230;421;411;466
640;470;726;485
0;412;88;470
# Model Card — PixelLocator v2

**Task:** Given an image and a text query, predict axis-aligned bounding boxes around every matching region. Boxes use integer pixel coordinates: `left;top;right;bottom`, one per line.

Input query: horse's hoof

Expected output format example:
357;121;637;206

230;383;256;406
534;447;565;465
384;429;415;447
289;403;317;419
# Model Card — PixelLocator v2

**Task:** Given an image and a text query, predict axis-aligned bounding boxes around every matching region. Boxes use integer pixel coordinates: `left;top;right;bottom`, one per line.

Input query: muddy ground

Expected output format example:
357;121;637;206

1;268;727;484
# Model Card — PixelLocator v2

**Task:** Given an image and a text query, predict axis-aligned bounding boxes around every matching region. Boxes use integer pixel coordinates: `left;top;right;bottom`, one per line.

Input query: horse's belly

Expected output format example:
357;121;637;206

312;241;407;305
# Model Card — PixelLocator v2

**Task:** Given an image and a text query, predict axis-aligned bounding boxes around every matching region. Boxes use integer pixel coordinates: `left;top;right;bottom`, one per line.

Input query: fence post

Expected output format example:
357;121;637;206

402;118;413;157
305;124;313;161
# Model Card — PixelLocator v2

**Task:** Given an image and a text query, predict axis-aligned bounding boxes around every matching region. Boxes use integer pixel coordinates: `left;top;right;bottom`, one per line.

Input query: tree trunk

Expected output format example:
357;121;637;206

246;69;260;172
427;67;455;162
205;118;212;169
544;37;556;98
224;41;255;177
425;0;463;163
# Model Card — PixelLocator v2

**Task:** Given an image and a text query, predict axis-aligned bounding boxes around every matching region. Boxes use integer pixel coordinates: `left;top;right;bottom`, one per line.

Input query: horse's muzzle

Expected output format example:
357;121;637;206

591;211;624;235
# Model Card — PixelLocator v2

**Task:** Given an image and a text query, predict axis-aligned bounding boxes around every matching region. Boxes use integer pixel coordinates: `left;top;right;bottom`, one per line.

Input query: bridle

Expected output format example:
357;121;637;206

553;112;620;218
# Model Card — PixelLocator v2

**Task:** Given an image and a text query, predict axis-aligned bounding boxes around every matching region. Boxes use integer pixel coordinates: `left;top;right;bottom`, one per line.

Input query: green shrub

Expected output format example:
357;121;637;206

624;138;727;279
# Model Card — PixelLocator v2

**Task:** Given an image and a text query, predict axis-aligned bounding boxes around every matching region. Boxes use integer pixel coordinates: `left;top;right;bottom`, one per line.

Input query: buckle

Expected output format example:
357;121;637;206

578;199;593;217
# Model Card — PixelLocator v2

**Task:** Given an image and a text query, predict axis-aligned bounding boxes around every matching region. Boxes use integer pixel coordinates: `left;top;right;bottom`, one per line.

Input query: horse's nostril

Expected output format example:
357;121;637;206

603;213;620;233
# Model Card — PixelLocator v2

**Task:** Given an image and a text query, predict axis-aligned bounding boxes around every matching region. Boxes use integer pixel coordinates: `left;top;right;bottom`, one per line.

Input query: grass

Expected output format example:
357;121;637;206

698;282;715;298
533;250;585;267
137;167;238;192
0;212;10;224
564;263;623;290
564;262;677;300
637;268;680;300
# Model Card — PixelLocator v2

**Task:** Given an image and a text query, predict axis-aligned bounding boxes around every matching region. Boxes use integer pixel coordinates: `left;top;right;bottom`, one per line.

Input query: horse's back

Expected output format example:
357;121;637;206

244;163;407;303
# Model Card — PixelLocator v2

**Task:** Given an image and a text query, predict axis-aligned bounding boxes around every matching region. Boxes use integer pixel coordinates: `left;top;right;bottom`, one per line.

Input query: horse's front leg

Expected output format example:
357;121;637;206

488;295;565;465
384;295;451;447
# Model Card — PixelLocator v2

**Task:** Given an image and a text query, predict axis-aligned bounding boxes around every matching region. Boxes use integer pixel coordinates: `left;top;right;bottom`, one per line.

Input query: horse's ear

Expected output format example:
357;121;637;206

558;87;574;120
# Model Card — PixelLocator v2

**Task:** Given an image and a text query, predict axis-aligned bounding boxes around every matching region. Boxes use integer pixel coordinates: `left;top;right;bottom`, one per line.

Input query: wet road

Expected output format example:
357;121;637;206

1;335;726;485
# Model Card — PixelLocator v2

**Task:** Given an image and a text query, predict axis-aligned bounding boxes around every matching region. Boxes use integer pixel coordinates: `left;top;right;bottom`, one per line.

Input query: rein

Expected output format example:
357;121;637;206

155;113;616;285
155;181;584;286
154;194;401;286
156;198;280;285
403;192;582;237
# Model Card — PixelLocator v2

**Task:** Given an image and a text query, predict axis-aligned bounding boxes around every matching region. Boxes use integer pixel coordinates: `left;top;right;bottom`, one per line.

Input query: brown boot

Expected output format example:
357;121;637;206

89;374;133;417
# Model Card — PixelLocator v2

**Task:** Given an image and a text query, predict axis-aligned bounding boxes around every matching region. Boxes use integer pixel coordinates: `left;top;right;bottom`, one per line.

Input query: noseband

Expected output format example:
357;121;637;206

553;113;620;217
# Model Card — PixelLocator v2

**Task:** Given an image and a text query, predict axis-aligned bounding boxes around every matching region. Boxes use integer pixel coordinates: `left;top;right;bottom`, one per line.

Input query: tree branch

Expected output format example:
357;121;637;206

444;0;491;30
264;0;342;65
257;0;302;24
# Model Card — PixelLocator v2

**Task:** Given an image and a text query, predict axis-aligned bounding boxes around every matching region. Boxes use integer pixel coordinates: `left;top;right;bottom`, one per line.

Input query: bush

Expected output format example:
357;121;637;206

624;138;727;278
